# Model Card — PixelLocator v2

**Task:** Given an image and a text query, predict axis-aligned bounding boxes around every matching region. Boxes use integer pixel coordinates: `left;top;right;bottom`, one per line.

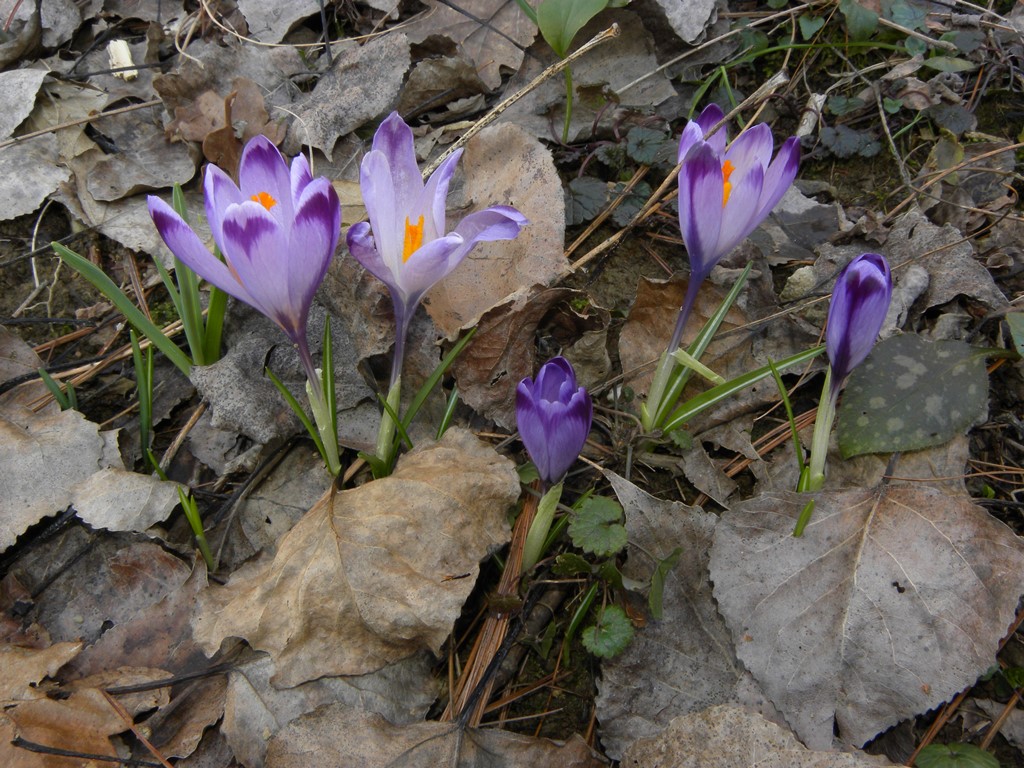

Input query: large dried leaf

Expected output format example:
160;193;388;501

709;486;1024;748
452;287;573;428
402;0;536;90
0;407;108;552
237;0;321;43
500;11;676;141
66;559;208;680
265;702;604;768
71;467;181;533
0;135;71;221
0;69;47;139
621;705;897;767
286;33;410;159
596;472;772;759
223;653;436;768
425;123;567;338
193;429;518;686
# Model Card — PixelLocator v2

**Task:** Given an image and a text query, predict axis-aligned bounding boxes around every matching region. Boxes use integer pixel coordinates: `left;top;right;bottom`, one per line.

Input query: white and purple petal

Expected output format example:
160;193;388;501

148;195;257;309
237;135;294;226
827;253;892;383
372;112;424;215
678;145;725;284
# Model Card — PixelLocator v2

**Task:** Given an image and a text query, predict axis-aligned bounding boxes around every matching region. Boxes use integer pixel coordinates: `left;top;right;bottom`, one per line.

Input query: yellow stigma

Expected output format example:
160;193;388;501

721;159;735;207
402;215;425;262
251;191;277;210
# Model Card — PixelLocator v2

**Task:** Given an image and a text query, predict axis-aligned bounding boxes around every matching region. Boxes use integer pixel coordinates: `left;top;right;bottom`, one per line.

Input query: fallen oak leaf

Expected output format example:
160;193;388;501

193;428;519;687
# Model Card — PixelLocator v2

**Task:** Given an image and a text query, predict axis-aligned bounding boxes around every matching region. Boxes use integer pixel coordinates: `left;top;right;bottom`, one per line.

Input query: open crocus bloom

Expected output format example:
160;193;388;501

516;357;592;486
346;112;528;365
677;103;800;289
826;252;893;387
147;136;341;354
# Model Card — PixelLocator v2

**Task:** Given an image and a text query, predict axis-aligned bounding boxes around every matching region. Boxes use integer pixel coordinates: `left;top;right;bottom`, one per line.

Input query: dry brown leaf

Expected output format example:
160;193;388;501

71;467;181;533
710;485;1024;748
621;705;897;767
425;123;566;338
193;428;518;686
265;702;604;767
0;326;48;412
23;537;192;647
286;33;410;159
0;135;71;221
0;642;82;702
223;653;436;768
452;287;573;429
500;11;676;141
596;472;774;759
402;0;536;91
237;0;321;43
67;558;208;680
3;688;125;765
397;56;489;116
0;407;108;552
0;69;48;139
618;274;750;396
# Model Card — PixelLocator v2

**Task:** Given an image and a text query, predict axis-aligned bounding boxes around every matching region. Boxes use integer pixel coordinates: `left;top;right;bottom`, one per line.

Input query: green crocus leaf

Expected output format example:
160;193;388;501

537;0;609;58
1006;311;1024;357
915;743;999;768
569;495;627;557
581;605;634;658
837;335;989;458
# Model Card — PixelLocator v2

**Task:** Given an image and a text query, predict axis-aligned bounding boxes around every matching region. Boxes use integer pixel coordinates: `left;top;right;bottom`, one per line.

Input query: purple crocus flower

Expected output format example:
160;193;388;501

516;357;593;486
346;112;528;385
147;136;341;380
826;252;893;388
668;104;800;353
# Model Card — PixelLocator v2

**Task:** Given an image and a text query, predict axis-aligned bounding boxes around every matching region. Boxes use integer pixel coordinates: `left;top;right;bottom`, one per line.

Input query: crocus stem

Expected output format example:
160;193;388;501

296;338;341;476
562;66;573;144
391;310;412;390
805;366;840;492
521;482;562;575
644;279;701;432
374;377;402;470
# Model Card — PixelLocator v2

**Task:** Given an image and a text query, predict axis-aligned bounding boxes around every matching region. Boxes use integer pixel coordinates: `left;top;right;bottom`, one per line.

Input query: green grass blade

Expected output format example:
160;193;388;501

653;262;753;428
37;368;71;410
54;242;192;376
400;327;477;431
661;345;824;434
265;366;327;459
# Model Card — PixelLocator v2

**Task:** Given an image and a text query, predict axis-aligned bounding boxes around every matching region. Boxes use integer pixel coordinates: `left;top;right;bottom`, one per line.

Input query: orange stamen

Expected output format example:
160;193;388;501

251;191;277;210
721;159;735;207
402;215;425;262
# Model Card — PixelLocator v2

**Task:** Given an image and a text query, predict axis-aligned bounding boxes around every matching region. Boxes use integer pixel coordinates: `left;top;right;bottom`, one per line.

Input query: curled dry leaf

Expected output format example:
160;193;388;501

401;0;536;90
0;407;109;552
709;485;1024;749
193;428;519;687
265;702;604;768
453;287;574;429
425;123;567;338
223;653;436;768
621;705;897;767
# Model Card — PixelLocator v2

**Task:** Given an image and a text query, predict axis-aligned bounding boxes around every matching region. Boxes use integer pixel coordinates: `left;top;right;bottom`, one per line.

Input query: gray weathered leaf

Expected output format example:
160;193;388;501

622;705;897;767
710;486;1024;748
596;471;773;759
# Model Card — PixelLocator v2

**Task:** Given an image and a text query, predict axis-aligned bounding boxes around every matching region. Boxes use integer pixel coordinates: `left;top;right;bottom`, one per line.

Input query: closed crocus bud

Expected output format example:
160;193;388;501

826;252;893;387
515;357;593;486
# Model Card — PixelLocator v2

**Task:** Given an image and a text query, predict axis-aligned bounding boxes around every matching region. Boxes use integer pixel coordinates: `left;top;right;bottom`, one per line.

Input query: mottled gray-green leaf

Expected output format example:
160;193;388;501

838;334;988;458
565;176;608;226
915;743;1000;768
